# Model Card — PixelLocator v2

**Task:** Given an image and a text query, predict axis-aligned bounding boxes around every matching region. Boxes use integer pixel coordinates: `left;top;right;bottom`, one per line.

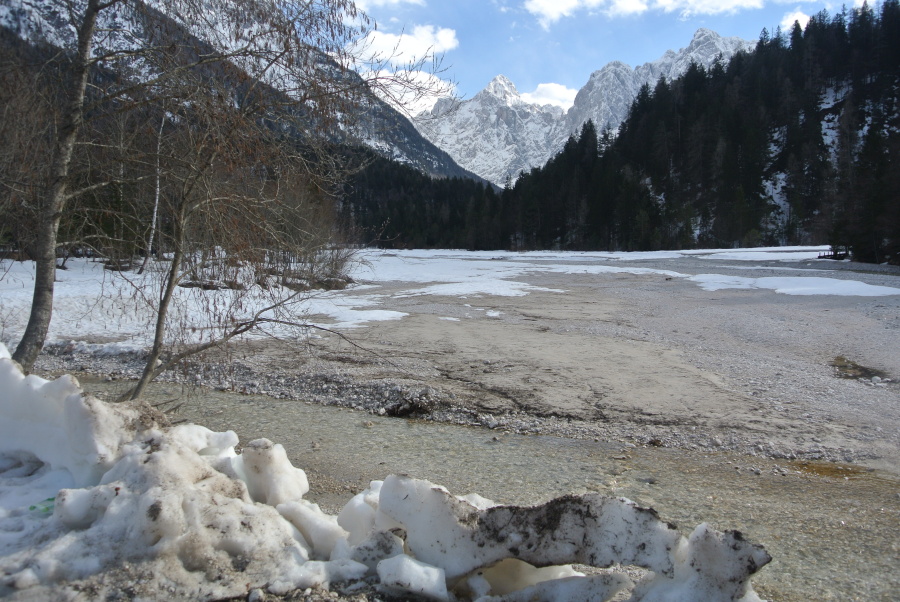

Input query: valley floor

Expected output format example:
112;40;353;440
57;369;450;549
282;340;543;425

28;249;900;600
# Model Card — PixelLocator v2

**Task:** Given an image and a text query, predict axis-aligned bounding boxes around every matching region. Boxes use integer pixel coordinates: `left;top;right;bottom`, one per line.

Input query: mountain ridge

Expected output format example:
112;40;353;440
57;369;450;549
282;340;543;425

0;0;480;182
415;28;756;186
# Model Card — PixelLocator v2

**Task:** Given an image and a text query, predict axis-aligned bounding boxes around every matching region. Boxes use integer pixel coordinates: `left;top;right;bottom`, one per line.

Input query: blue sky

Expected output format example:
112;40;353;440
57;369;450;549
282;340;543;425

355;0;867;111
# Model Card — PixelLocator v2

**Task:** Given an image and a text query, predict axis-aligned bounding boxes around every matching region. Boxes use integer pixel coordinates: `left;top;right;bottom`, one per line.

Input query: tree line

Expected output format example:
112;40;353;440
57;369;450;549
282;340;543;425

345;0;900;264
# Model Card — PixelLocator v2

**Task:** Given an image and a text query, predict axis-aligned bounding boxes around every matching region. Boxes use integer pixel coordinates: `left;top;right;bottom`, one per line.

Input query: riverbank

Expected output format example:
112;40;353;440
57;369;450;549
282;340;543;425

23;250;900;600
38;253;900;472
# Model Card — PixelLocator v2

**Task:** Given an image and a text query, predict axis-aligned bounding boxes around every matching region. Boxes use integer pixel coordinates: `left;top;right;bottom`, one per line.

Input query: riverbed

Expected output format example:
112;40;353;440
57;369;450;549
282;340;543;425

43;249;900;600
78;378;899;602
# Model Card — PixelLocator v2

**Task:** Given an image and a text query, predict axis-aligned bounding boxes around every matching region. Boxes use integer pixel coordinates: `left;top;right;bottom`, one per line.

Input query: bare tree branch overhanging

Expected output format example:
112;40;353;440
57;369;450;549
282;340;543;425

1;0;452;380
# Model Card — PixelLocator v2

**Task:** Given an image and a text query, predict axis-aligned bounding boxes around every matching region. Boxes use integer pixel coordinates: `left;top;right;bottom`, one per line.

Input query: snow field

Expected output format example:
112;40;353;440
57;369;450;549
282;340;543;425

2;247;897;355
0;343;772;600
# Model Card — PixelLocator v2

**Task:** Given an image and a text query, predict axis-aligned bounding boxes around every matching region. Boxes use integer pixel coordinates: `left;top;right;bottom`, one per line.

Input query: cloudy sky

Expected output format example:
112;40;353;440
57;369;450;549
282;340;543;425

354;0;867;112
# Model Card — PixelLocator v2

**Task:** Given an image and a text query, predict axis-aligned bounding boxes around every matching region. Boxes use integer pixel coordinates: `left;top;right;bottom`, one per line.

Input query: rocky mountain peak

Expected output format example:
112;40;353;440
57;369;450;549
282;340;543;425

479;74;522;105
414;29;755;186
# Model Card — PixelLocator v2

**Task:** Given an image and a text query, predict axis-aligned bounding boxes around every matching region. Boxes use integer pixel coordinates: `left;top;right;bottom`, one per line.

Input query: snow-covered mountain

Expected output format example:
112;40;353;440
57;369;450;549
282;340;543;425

0;0;479;181
413;76;565;187
415;28;756;186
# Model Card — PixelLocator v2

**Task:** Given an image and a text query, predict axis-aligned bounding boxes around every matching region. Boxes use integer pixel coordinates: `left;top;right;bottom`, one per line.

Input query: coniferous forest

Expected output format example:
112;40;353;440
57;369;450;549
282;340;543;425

344;1;900;264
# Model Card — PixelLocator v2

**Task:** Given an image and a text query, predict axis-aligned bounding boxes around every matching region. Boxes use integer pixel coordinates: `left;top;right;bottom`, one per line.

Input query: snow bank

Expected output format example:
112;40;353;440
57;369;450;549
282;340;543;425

0;345;770;600
0;345;137;487
689;274;900;296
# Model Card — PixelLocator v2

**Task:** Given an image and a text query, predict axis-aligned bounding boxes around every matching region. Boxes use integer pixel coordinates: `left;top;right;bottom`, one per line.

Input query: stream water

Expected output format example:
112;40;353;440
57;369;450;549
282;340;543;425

86;379;899;602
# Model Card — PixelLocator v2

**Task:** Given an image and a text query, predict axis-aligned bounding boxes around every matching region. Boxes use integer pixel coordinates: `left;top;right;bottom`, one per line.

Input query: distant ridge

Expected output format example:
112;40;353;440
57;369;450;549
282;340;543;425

414;28;755;186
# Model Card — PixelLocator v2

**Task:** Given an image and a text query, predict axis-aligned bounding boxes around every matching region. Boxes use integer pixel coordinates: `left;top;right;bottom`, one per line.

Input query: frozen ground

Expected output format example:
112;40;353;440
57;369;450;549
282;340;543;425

2;247;899;600
12;246;897;469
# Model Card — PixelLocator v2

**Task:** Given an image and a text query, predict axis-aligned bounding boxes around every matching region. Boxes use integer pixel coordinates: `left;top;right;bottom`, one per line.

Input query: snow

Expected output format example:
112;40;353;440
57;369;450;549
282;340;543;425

414;29;754;186
2;247;898;352
689;274;900;296
377;555;449;601
0;344;772;599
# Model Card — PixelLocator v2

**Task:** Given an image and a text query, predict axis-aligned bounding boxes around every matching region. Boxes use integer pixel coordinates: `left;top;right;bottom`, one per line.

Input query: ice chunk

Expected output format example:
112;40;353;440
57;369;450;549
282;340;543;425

55;485;117;529
0;353;139;486
378;475;770;600
234;438;309;505
631;523;771;601
348;530;405;572
378;475;682;580
377;554;449;601
338;491;377;545
476;558;581;595
458;492;497;510
474;573;632;601
270;558;368;594
278;499;349;560
169;424;239;458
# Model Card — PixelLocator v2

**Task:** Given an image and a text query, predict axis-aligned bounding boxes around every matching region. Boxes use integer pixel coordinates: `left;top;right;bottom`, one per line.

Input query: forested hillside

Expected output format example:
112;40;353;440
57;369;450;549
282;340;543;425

345;1;900;263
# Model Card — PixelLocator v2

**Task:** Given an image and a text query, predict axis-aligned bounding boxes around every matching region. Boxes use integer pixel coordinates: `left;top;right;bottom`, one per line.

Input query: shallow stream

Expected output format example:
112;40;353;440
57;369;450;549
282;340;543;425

86;379;899;602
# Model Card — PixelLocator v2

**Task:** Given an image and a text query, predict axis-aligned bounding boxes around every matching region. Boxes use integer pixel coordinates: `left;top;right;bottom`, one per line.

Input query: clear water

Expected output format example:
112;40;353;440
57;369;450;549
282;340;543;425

88;380;899;601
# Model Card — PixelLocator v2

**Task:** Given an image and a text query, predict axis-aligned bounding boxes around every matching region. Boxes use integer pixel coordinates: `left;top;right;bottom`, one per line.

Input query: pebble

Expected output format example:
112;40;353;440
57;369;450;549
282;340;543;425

32;332;888;467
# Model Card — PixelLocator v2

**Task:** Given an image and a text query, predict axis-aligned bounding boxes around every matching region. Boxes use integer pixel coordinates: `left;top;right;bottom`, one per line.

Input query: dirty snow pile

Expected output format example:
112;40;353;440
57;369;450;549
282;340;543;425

0;344;770;601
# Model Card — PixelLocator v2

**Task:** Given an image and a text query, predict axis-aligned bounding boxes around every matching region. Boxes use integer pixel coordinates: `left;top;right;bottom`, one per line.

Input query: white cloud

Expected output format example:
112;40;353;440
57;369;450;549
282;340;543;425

524;0;599;27
610;0;650;15
365;69;457;115
524;0;770;26
521;83;578;109
651;0;764;16
355;0;425;11
780;9;810;31
359;24;459;67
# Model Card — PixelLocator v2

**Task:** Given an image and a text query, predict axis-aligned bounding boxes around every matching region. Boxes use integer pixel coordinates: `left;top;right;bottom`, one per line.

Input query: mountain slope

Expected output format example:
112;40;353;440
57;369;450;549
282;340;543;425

414;28;755;186
348;3;900;260
0;0;478;181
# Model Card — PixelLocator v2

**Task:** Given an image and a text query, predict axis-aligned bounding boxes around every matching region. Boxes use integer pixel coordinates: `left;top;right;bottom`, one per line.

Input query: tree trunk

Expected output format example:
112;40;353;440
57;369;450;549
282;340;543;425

129;209;185;400
12;0;104;372
139;115;165;274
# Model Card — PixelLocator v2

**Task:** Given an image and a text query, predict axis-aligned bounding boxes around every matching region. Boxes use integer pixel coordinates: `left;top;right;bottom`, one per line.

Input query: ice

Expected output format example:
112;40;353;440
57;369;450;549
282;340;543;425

233;438;309;505
337;490;378;545
689;274;900;296
632;523;771;602
475;573;631;601
377;554;449;601
0;345;771;599
473;558;582;595
278;499;349;559
342;530;405;572
376;474;682;580
373;474;770;600
0;352;137;487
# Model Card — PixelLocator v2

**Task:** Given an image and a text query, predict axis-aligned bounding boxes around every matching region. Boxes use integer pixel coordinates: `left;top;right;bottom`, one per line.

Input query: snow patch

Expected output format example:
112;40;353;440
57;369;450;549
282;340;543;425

689;274;900;296
0;345;771;599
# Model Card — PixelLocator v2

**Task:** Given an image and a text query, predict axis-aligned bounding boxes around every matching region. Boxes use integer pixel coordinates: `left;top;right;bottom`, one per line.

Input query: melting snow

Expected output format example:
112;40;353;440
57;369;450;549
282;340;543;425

2;248;898;350
0;344;771;600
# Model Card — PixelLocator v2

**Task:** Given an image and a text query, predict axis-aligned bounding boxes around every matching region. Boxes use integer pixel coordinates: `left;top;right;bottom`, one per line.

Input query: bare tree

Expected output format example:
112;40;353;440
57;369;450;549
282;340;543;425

3;0;443;372
116;76;358;400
